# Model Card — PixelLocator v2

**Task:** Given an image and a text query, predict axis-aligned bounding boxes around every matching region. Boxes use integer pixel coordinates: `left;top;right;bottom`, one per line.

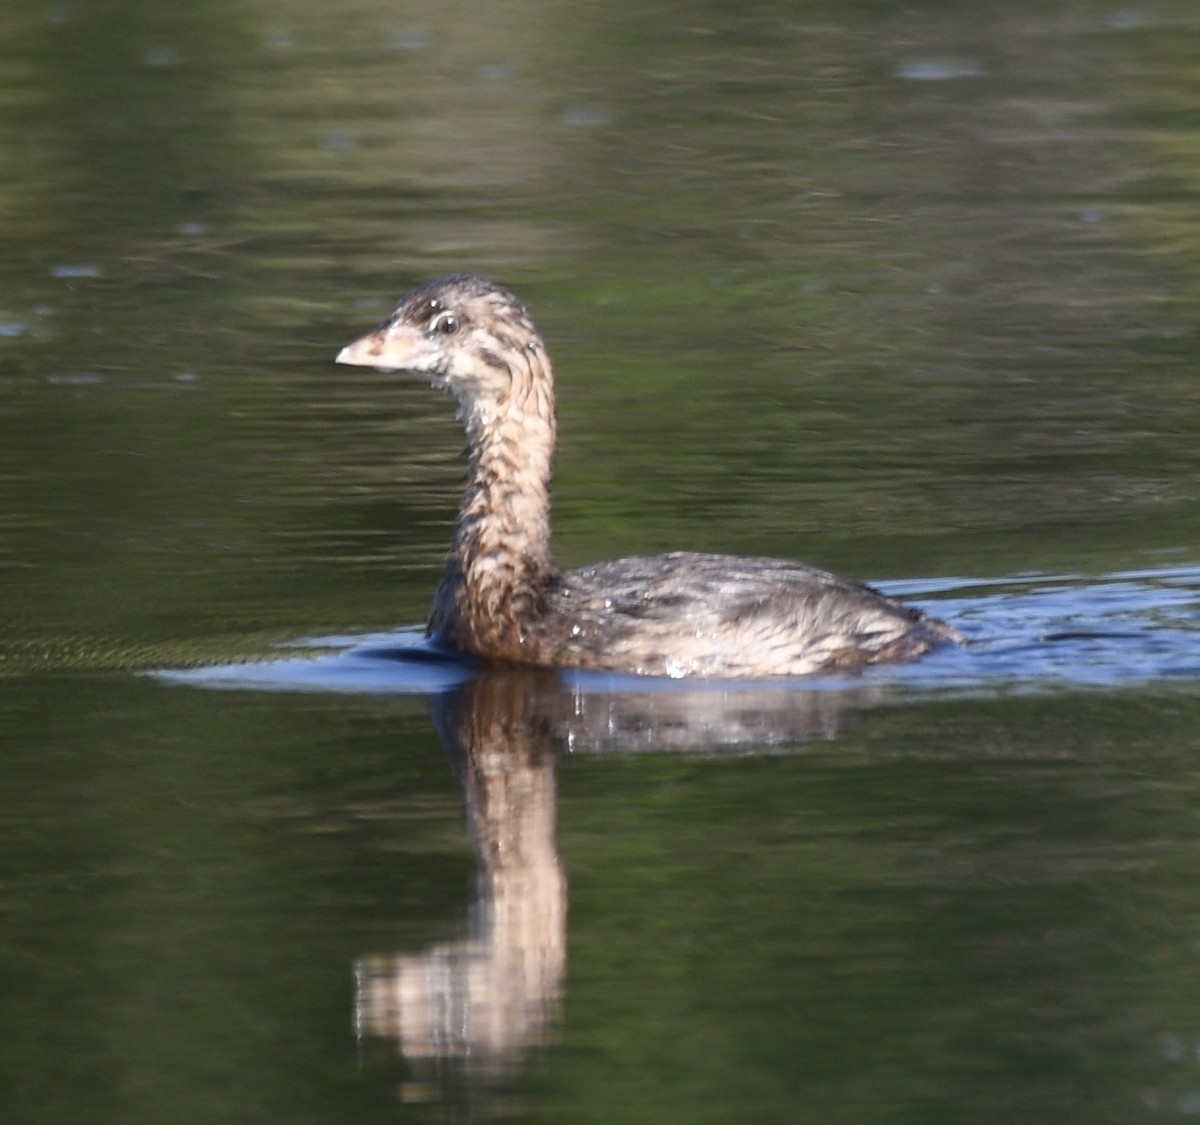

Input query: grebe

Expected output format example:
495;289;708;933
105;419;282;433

336;274;960;678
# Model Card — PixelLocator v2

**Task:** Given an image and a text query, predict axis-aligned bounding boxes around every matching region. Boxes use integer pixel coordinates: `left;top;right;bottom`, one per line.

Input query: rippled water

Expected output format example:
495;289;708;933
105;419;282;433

168;563;1200;702
4;0;1200;1120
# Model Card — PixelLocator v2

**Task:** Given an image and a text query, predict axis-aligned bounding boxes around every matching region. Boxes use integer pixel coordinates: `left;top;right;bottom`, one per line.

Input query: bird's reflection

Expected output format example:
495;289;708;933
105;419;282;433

354;664;882;1087
355;669;567;1084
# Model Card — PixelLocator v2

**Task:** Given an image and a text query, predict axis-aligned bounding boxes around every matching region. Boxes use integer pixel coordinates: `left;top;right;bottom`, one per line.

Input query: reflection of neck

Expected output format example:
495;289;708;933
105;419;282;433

462;677;566;1067
355;672;567;1079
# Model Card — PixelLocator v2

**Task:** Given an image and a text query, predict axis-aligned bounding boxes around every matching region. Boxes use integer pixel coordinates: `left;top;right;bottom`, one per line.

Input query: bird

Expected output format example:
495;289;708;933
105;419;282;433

336;274;961;678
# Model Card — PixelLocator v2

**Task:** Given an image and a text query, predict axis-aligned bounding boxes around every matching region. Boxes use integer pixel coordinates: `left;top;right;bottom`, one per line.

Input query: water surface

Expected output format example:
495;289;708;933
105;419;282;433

3;0;1200;1120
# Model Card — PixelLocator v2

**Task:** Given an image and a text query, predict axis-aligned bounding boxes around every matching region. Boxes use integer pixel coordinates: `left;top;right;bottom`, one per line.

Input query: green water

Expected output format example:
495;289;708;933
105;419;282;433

3;0;1200;1120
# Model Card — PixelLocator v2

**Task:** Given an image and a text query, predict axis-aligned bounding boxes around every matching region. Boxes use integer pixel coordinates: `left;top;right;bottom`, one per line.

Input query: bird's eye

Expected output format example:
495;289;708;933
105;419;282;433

429;311;460;336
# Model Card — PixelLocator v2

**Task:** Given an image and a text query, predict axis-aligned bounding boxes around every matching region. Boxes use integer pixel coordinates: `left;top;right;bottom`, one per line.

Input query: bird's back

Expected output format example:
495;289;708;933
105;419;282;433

520;551;959;678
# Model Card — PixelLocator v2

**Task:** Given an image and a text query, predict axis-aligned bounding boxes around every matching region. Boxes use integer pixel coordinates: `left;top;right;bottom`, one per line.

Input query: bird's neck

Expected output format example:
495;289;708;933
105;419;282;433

451;350;558;603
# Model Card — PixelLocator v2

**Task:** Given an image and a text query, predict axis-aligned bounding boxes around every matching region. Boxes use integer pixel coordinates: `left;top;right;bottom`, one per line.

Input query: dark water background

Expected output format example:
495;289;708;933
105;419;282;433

4;0;1200;1120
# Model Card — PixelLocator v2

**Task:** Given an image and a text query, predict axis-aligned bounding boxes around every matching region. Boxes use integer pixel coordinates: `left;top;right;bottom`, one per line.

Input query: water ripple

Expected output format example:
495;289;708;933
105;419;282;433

157;564;1200;702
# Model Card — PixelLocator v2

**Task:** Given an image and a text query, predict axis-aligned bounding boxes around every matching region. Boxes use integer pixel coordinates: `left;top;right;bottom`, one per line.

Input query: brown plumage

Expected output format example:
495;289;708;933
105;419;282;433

336;274;961;677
